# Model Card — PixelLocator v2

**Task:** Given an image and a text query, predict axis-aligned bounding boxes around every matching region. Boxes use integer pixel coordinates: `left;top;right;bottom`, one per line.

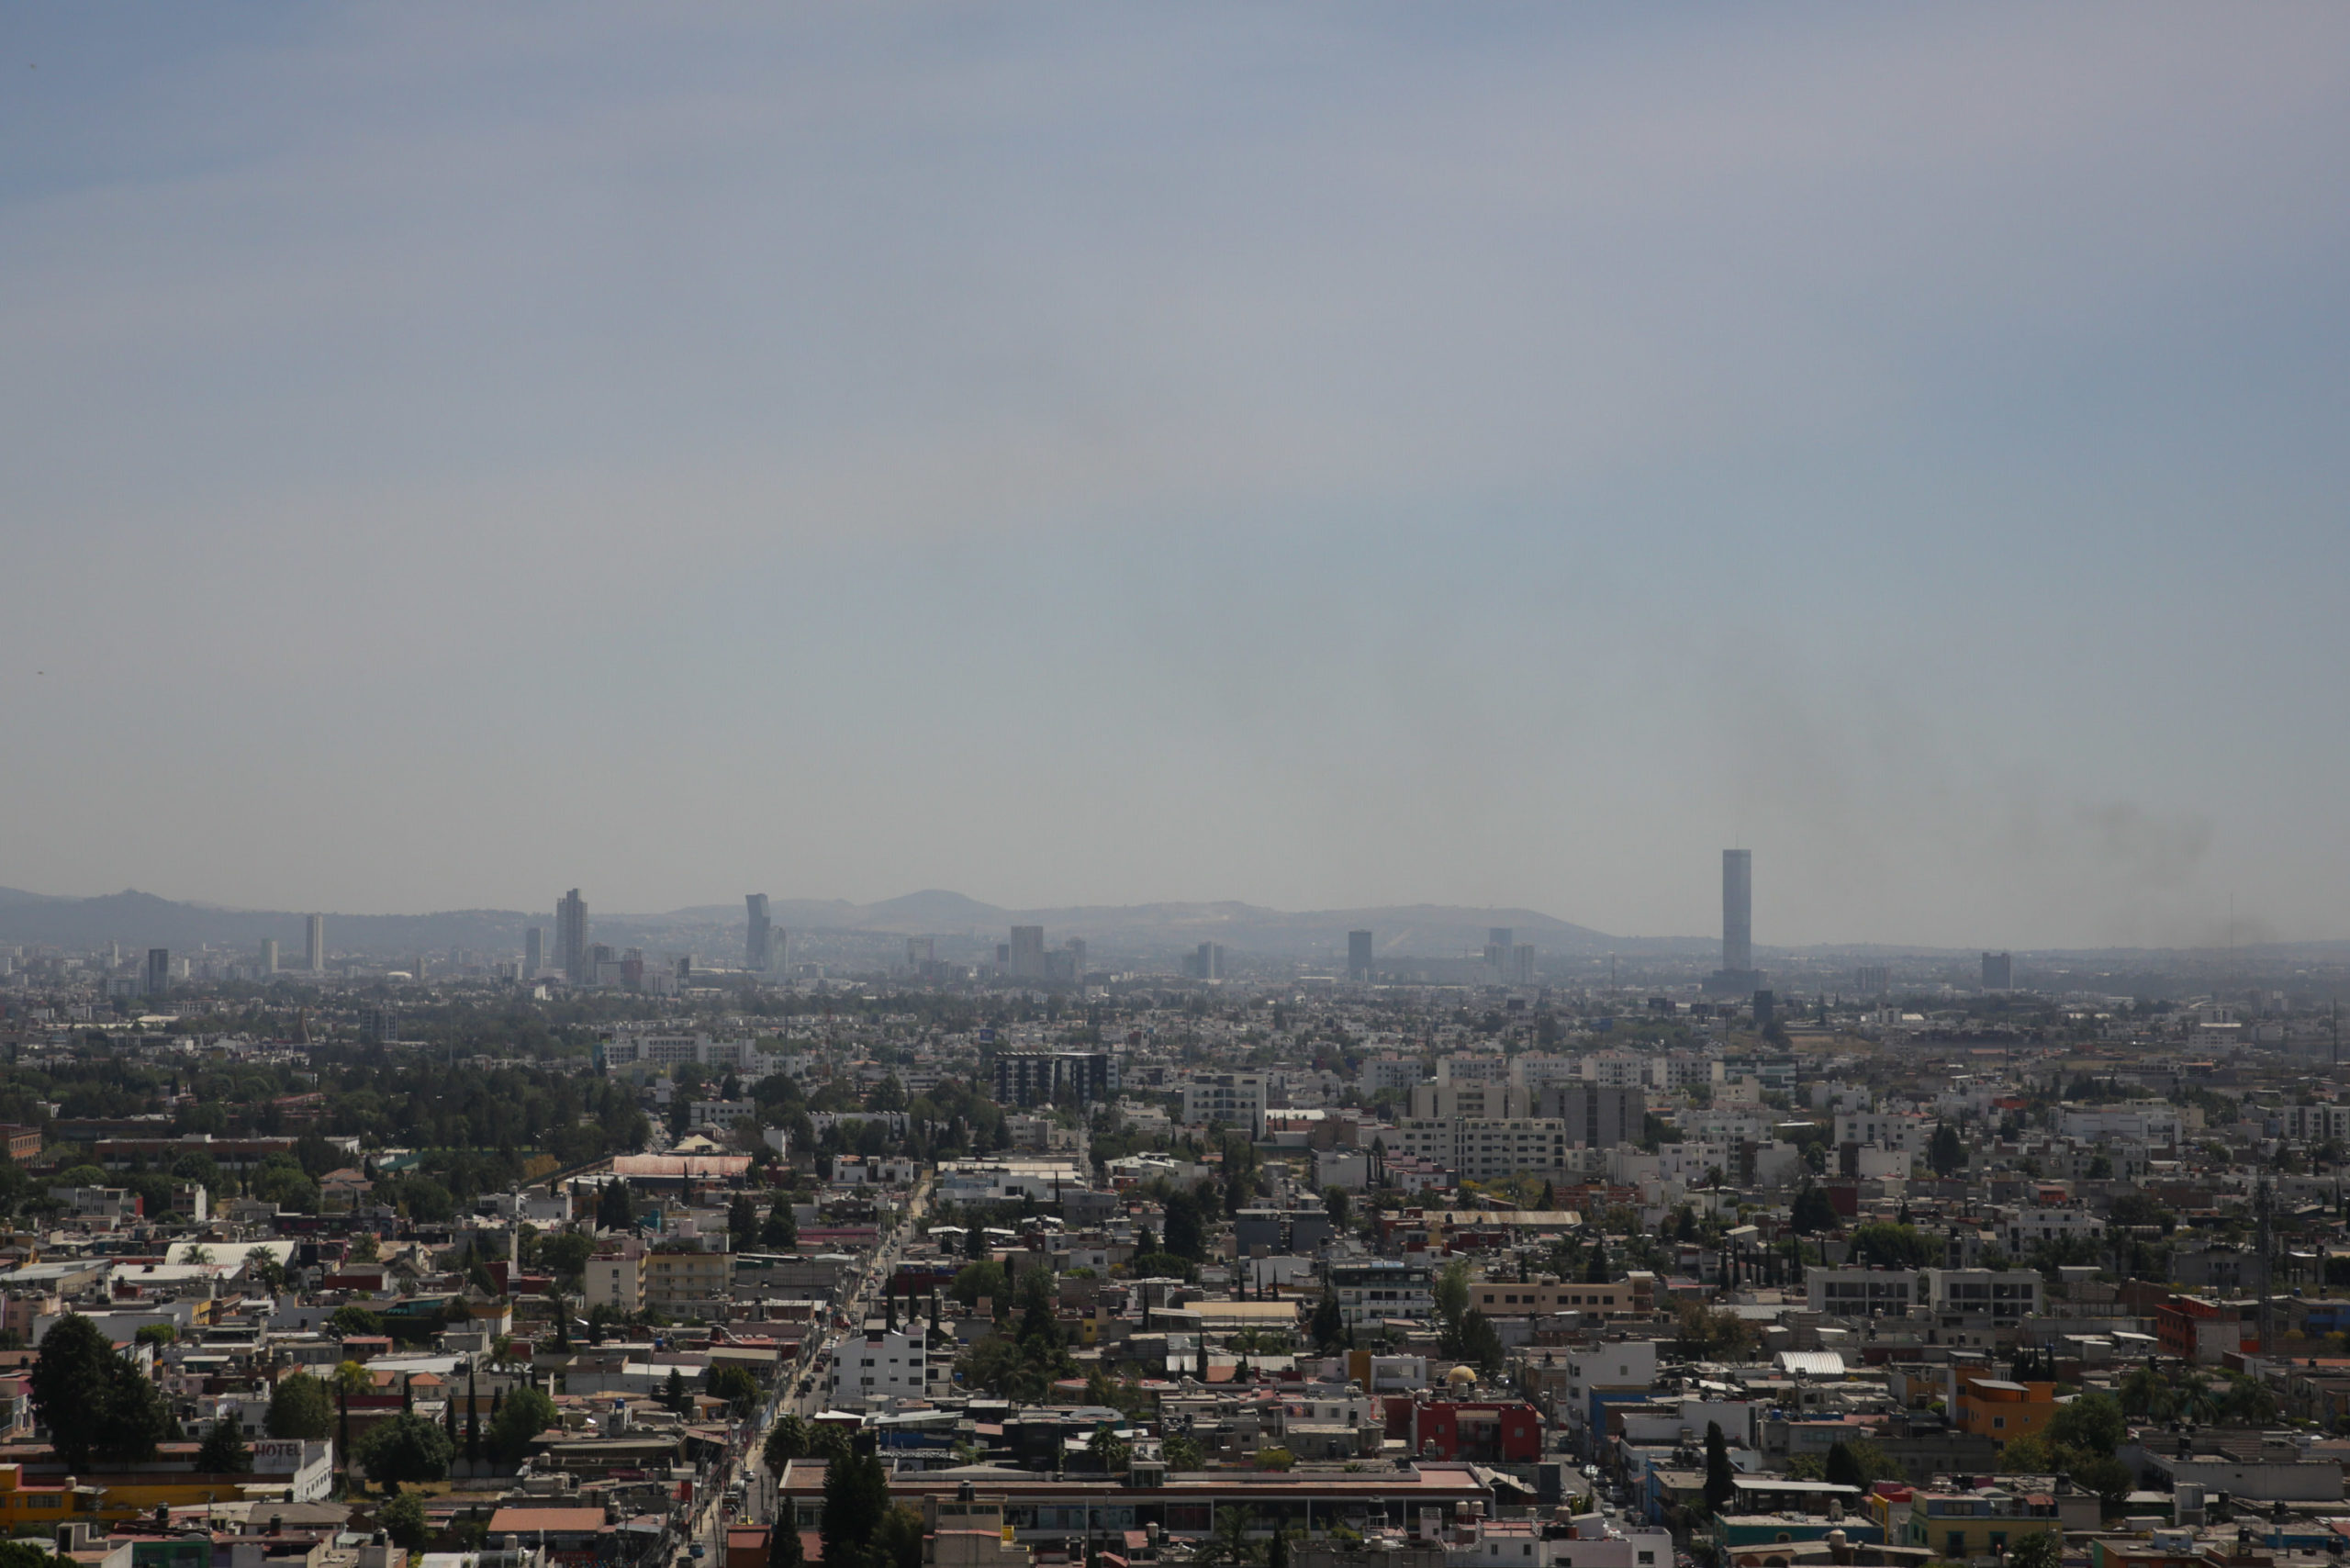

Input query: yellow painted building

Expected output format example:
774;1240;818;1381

0;1463;90;1529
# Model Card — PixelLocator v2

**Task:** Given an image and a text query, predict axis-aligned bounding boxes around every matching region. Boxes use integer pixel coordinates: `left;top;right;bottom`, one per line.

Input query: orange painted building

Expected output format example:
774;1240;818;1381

1949;1366;2057;1442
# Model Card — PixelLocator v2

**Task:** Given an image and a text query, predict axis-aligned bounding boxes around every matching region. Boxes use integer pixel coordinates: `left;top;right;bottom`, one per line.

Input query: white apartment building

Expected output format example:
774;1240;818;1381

1438;1055;1513;1085
1999;1204;2107;1252
2278;1103;2350;1143
2059;1104;2182;1145
1654;1052;1726;1092
1559;1339;1661;1448
1680;1109;1774;1145
1329;1261;1433;1325
936;1158;1086;1204
599;1033;761;1070
829;1321;944;1405
1447;1518;1673;1568
1509;1055;1585;1090
1807;1267;1920;1316
689;1099;759;1132
1922;1268;2042;1323
1581;1052;1648;1090
1654;1141;1736;1182
1394;1117;1575;1181
1183;1072;1269;1136
1361;1057;1428;1094
1834;1111;1930;1153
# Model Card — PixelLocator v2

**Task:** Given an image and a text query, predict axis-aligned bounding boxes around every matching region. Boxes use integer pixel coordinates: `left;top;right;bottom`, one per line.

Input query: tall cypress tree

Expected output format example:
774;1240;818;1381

1703;1421;1736;1515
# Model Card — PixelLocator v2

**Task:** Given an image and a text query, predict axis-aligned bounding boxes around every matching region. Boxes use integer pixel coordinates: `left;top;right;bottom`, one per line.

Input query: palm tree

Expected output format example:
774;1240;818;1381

2175;1374;2222;1425
2120;1365;2176;1421
1191;1506;1261;1568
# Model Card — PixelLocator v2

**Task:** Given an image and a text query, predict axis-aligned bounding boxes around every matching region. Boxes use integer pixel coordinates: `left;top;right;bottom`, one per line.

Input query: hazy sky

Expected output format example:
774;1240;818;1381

6;6;2349;948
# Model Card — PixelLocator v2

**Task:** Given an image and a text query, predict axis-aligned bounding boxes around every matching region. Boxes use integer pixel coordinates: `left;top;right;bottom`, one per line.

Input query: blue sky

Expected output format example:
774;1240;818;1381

4;5;2348;947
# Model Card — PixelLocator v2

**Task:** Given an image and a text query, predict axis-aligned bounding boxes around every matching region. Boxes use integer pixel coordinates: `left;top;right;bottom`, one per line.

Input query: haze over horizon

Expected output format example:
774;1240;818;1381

6;7;2349;951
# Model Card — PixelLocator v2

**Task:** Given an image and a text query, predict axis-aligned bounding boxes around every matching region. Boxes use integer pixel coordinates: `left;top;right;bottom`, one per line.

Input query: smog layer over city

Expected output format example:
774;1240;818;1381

2;11;2349;1568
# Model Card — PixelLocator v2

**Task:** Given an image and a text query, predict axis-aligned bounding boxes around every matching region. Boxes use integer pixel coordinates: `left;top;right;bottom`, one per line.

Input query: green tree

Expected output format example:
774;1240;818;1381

765;1414;813;1475
665;1368;690;1416
1089;1428;1131;1473
1702;1421;1736;1515
1015;1268;1059;1349
2008;1533;2062;1568
2049;1391;2124;1457
380;1490;430;1551
1823;1437;1895;1489
197;1417;252;1474
1323;1188;1350;1231
1998;1432;2054;1473
1162;1433;1204;1471
1310;1285;1343;1350
1191;1504;1261;1568
762;1202;800;1251
2222;1375;2277;1426
266;1372;334;1440
1431;1260;1472;1326
1790;1184;1836;1233
2117;1365;2174;1421
355;1413;454;1486
487;1386;558;1467
768;1518;806;1568
820;1450;892;1568
1582;1239;1611;1284
707;1364;760;1415
872;1504;925;1568
2070;1454;2133;1510
30;1314;170;1470
539;1231;594;1282
1442;1309;1505;1372
1675;1301;1757;1361
947;1261;1010;1307
1846;1223;1937;1269
331;1305;386;1338
1928;1122;1965;1177
1163;1187;1207;1261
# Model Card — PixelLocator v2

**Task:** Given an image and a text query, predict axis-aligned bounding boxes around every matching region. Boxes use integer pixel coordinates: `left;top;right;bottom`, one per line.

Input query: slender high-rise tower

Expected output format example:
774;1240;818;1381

305;913;325;973
1722;849;1752;975
260;939;278;975
557;889;588;983
745;894;772;972
525;926;545;977
1706;849;1762;995
1348;929;1374;981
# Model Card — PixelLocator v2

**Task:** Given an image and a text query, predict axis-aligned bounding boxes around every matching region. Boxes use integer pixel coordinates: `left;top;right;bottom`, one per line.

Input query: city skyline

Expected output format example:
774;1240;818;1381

6;8;2349;948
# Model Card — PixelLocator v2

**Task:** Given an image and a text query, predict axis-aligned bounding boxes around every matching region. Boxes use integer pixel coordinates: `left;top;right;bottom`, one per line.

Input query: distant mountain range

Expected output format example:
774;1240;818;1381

0;883;1708;962
7;884;2337;967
